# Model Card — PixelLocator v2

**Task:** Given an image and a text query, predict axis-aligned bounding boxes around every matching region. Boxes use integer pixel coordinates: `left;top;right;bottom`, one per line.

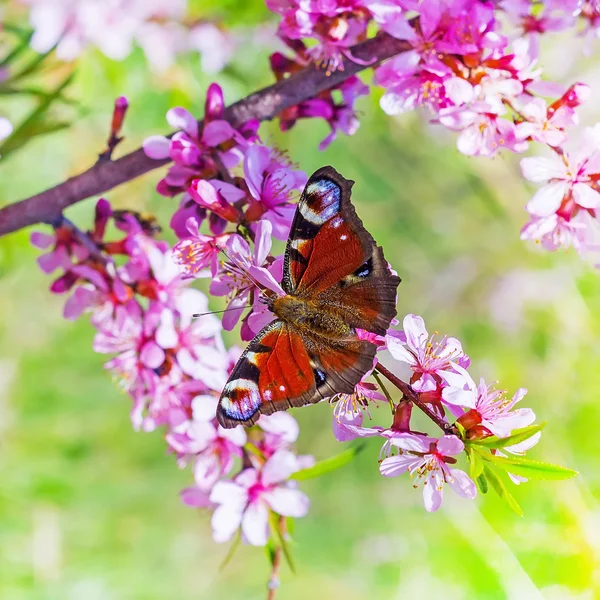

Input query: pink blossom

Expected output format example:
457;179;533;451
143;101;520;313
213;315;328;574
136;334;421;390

380;433;476;512
210;450;309;546
257;412;300;456
521;144;600;218
441;366;534;437
267;0;372;71
330;377;386;441
143;84;259;199
386;314;469;393
244;145;307;240
312;76;370;149
31;227;89;275
439;103;528;157
520;211;600;256
172;223;227;278
176;419;246;491
210;220;285;331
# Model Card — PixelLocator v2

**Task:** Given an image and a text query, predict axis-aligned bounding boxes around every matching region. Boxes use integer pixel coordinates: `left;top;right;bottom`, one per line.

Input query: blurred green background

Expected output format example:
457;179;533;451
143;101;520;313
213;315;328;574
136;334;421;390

1;2;600;599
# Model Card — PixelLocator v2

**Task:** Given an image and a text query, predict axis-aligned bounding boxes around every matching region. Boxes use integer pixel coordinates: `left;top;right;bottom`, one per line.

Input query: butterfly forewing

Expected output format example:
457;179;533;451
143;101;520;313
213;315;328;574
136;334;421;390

283;166;400;335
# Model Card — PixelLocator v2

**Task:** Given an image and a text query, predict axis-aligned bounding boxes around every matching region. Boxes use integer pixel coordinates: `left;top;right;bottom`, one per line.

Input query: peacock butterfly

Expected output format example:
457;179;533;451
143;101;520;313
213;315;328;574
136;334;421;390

217;166;401;428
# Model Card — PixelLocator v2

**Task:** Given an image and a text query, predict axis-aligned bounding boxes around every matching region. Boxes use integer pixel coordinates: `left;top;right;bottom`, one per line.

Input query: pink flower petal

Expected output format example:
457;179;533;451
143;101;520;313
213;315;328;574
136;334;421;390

380;454;421;477
402;314;428;353
262;450;299;486
139;340;165;369
448;468;477;499
30;231;55;249
436;435;464;456
180;487;213;508
526;181;567;217
572;182;600;209
390;432;431;452
166;107;198;138
520;156;566;183
242;501;270;547
422;473;443;512
263;487;310;518
143;135;171;160
211;502;244;543
202;120;236;146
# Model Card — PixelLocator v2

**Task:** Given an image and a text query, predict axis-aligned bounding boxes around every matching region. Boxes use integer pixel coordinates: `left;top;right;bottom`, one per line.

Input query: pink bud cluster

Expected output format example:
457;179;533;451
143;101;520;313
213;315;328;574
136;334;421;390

144;83;307;341
330;314;538;512
266;0;600;264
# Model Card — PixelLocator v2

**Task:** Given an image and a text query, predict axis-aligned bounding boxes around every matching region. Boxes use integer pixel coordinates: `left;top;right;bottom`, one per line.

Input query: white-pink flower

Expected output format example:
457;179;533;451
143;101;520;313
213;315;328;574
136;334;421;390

331;377;386;441
380;433;476;512
521;138;600;218
441;366;534;437
386;314;469;393
210;450;309;546
210;220;285;331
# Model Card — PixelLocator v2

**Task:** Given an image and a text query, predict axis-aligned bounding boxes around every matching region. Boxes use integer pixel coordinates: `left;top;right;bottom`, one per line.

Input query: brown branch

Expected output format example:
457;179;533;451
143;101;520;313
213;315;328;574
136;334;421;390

0;33;410;237
374;361;456;435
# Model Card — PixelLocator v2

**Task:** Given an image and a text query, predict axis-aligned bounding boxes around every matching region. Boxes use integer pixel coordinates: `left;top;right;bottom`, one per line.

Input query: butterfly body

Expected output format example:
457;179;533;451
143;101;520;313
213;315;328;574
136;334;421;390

271;294;354;339
217;166;401;428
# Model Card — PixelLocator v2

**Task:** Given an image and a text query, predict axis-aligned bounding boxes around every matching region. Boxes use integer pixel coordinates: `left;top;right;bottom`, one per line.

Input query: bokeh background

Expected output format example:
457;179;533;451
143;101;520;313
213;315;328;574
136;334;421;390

1;2;600;599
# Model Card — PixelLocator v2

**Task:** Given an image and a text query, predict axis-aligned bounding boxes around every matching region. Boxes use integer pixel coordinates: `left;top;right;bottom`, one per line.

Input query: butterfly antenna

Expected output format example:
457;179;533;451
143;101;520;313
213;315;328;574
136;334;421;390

215;243;270;296
193;306;249;318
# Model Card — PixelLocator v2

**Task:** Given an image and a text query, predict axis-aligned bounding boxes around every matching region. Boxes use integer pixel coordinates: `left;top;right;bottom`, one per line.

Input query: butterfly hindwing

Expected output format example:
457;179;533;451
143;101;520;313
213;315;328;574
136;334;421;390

283;166;400;335
217;320;317;428
216;319;377;428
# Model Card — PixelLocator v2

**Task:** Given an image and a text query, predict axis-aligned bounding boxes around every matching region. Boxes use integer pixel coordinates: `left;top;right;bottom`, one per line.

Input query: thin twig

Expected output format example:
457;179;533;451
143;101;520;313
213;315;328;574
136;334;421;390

372;370;395;413
0;32;411;237
52;215;109;266
374;361;456;434
267;517;285;600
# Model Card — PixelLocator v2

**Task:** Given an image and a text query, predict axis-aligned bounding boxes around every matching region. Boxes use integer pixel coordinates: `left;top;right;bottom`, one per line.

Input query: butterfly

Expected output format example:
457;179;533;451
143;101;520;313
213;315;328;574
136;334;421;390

217;166;401;428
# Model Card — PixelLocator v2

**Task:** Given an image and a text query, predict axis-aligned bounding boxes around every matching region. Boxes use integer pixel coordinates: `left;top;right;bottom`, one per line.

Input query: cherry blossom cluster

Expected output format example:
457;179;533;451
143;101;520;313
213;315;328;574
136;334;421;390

265;0;600;265
31;198;314;547
21;0;235;72
143;83;307;341
330;314;539;512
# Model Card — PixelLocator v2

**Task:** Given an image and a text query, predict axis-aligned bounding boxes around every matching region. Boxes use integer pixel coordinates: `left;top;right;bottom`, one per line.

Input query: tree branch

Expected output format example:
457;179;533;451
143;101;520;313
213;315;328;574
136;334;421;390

0;33;410;237
375;362;456;435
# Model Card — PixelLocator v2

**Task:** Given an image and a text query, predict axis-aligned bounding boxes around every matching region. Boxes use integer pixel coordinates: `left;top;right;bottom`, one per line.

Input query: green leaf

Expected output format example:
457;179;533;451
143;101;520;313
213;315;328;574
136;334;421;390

265;538;277;567
0;30;34;69
268;511;296;574
476;473;488;494
292;443;364;481
466;446;484;481
483;465;523;517
468;423;546;450
488;455;578;481
0;71;74;159
219;530;241;572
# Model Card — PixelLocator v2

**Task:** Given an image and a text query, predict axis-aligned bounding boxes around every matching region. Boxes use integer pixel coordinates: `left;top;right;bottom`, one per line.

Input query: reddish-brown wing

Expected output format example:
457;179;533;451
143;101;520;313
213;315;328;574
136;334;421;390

283;166;400;335
216;320;376;429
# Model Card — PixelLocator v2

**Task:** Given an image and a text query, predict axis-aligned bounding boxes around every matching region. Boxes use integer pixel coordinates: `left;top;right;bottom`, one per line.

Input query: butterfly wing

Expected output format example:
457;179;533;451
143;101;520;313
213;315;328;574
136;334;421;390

216;320;377;428
283;166;400;335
